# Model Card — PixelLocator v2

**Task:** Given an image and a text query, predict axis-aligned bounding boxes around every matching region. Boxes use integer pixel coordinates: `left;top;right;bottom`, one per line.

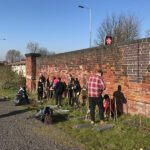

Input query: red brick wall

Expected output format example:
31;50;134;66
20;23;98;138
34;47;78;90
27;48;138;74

25;53;41;92
26;38;150;117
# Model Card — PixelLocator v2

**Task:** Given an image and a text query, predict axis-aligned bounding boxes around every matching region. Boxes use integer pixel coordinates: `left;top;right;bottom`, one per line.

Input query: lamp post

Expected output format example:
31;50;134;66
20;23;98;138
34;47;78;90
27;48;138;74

78;5;92;48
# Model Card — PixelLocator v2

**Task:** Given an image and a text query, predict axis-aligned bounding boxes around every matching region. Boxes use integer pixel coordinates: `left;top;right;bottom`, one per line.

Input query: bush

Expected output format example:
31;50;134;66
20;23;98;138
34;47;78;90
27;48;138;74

0;66;25;90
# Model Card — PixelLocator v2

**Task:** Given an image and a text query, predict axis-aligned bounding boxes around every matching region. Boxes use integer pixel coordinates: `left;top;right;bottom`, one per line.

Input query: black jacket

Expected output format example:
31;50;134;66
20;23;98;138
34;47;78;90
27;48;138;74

38;81;43;93
39;75;46;86
47;78;50;87
55;81;64;95
73;82;81;94
18;86;28;99
68;78;74;90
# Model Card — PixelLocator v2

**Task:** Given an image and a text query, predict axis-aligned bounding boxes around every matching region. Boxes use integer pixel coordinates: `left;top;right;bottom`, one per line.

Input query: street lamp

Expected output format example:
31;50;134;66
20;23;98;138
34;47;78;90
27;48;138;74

78;5;92;48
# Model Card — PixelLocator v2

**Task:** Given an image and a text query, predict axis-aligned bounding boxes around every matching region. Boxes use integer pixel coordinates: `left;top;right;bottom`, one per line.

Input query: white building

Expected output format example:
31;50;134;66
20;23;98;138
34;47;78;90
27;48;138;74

8;61;26;77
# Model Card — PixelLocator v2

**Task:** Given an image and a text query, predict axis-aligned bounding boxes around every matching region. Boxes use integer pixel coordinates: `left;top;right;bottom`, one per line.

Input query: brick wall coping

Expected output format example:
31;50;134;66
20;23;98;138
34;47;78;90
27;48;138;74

117;37;150;47
25;53;41;57
7;61;25;66
41;37;150;59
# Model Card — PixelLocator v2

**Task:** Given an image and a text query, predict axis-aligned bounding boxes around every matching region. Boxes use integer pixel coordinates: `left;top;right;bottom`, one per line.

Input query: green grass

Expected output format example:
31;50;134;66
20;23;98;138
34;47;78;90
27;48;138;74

25;95;150;150
0;89;17;100
1;90;150;150
0;66;25;90
53;113;150;150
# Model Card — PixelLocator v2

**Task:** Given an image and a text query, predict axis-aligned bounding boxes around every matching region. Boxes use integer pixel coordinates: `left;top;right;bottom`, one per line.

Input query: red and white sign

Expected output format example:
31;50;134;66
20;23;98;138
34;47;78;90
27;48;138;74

105;36;112;45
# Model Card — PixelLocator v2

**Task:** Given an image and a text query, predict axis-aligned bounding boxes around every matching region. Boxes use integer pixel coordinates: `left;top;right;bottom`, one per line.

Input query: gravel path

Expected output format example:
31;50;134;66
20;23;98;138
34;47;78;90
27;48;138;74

0;99;83;150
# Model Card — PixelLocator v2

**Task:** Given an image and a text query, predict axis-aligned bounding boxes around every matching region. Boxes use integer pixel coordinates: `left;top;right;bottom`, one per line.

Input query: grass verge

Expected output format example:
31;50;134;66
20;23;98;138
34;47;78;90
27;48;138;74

1;90;150;150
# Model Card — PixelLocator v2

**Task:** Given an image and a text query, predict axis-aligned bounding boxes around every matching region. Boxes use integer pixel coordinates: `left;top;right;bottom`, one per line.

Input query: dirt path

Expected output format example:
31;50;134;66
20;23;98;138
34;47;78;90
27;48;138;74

0;99;83;150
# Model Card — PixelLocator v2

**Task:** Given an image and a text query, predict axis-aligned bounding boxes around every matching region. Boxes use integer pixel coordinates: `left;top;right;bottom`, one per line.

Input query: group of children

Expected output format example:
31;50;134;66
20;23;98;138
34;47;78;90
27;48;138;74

37;73;81;108
37;73;127;118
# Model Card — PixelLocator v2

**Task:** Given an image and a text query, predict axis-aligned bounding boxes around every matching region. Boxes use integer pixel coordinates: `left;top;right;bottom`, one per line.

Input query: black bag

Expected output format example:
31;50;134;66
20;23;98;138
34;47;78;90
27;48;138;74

14;94;29;106
14;86;29;106
14;94;24;106
30;106;53;122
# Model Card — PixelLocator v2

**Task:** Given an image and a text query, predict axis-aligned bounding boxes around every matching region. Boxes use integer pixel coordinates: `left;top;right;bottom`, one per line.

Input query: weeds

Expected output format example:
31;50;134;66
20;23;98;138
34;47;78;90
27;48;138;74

24;94;150;150
1;88;150;150
0;66;25;90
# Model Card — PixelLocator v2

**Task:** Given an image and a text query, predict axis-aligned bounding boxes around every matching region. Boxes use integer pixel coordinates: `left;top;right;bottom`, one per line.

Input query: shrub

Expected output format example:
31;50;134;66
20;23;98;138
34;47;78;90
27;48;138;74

0;66;25;90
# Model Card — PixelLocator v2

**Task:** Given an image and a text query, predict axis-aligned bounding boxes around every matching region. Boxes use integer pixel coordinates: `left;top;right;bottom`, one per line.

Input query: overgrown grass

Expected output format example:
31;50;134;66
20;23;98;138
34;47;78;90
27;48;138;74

0;65;25;100
24;94;150;150
0;66;25;90
0;89;17;100
1;89;150;150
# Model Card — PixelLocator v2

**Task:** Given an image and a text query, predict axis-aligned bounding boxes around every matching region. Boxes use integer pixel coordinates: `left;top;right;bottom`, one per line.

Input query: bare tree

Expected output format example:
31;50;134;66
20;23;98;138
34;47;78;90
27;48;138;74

48;51;55;56
26;42;39;53
95;13;141;45
26;42;55;56
39;47;55;56
38;47;49;56
6;50;22;63
20;54;25;61
145;29;150;37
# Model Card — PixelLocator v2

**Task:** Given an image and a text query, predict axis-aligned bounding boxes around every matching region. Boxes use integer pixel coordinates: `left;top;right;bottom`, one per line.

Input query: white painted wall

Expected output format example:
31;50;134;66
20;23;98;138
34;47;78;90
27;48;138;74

11;63;26;77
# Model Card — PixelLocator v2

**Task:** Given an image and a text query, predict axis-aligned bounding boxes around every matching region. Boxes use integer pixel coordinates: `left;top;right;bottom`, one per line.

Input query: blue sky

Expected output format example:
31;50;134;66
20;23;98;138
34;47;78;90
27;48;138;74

0;0;150;60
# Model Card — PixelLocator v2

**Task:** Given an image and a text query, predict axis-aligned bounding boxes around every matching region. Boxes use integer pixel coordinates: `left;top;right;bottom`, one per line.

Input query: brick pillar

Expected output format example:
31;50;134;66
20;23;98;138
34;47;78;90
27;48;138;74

25;53;41;92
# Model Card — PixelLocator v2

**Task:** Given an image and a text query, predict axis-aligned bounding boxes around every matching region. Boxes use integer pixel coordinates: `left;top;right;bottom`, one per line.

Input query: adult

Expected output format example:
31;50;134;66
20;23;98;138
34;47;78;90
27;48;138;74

87;69;105;125
113;85;127;116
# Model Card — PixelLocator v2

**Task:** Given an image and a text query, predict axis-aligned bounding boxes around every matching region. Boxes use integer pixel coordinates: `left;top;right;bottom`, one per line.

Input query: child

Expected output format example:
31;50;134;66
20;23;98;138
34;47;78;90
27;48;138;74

103;94;115;118
72;78;81;108
68;75;74;106
54;77;64;106
38;78;43;103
